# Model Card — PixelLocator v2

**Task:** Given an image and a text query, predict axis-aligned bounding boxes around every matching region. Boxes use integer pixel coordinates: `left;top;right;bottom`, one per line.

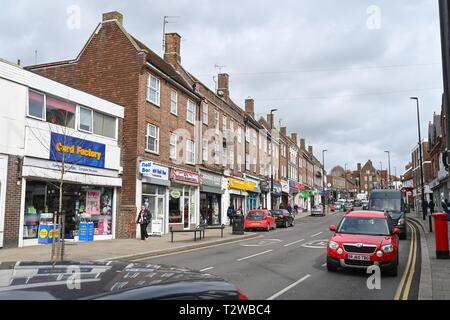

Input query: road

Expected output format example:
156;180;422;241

131;210;421;300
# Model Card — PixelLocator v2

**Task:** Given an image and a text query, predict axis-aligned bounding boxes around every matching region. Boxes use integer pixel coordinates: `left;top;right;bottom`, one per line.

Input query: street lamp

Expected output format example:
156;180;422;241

410;97;429;229
385;151;391;189
322;149;328;214
270;108;278;210
344;163;348;199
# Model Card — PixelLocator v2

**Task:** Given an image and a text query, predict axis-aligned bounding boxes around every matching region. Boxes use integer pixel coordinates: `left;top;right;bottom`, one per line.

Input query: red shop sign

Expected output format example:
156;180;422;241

171;169;200;185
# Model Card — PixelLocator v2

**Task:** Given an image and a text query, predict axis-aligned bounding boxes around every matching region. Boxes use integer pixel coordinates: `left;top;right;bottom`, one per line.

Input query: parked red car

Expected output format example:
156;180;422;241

326;211;400;276
244;210;276;232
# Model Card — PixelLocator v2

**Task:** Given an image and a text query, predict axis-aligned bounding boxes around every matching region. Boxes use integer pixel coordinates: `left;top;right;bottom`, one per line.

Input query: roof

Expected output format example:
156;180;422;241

345;211;388;218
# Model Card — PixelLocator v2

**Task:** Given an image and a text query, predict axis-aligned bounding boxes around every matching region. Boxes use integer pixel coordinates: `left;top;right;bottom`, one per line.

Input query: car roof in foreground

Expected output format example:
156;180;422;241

344;210;388;219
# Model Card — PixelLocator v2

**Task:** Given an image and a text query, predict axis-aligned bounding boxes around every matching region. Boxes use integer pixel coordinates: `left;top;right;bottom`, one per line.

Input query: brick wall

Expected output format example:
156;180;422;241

3;155;22;247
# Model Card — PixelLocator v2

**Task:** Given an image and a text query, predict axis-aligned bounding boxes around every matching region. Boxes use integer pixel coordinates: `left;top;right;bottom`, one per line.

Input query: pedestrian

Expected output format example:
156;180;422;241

294;204;299;214
227;205;235;226
429;199;435;214
200;207;207;226
136;205;151;241
422;199;428;219
279;202;285;210
287;204;293;214
237;206;243;215
258;204;263;210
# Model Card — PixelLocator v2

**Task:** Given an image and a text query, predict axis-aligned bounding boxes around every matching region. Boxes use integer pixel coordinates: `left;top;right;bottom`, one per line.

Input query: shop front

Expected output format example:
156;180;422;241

169;169;200;231
271;182;282;209
0;155;6;248
299;185;310;212
200;170;224;226
289;180;300;210
246;176;261;211
140;161;170;235
228;177;254;214
281;180;290;208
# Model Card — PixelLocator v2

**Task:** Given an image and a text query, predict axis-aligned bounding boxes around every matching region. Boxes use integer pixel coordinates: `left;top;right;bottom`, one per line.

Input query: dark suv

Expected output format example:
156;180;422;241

368;190;407;240
270;209;295;228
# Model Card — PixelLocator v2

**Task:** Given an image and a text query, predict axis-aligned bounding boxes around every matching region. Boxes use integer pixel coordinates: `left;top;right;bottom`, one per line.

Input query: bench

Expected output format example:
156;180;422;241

198;224;226;238
170;226;204;243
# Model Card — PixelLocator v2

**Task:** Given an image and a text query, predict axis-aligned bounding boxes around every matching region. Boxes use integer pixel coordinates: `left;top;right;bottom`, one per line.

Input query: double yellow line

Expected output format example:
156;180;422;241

394;221;417;300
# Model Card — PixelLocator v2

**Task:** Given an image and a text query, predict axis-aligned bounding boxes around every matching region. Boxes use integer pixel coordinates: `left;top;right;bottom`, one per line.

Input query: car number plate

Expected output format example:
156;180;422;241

251;222;260;225
347;254;370;261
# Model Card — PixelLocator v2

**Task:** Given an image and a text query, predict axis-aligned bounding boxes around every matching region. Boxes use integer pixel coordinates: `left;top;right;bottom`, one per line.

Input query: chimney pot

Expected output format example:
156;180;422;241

164;33;181;65
102;11;123;25
267;114;275;128
291;133;298;145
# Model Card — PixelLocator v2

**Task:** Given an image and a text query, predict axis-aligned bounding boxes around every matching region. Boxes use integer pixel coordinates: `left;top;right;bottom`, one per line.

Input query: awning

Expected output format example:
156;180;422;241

299;191;310;199
201;185;224;194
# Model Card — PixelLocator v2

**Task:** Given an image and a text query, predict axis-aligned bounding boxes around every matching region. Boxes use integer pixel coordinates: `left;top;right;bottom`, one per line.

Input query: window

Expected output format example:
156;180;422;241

203;138;209;162
147;75;160;106
46;95;76;128
230;150;234;169
214;111;219;132
237;126;242;143
215;141;221;164
203;103;208;125
246;127;250;142
170;133;177;160
246;154;250;170
223;115;227;136
79;107;93;132
252;130;257;146
187;140;195;164
28;90;45;119
230;120;234;141
170;90;178;115
93;112;116;139
146;124;159;153
187;100;196;124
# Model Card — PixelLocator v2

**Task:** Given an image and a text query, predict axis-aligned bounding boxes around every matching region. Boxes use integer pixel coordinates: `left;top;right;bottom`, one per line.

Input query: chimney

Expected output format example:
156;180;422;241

164;33;181;65
291;133;298;145
217;73;229;100
245;98;254;118
300;139;306;150
267;114;275;128
17;59;21;66
280;127;287;136
357;163;362;171
308;146;313;155
102;11;123;26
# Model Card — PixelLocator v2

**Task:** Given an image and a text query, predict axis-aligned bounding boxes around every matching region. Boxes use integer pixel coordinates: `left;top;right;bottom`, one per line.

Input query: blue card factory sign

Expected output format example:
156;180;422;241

49;132;106;169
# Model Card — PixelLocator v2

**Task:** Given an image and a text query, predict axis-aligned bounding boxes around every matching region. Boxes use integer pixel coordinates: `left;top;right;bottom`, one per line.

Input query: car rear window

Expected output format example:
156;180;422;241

337;217;390;236
247;212;265;220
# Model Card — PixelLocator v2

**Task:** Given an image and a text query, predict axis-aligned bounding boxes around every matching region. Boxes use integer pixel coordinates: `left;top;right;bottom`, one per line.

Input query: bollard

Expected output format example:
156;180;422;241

432;213;450;259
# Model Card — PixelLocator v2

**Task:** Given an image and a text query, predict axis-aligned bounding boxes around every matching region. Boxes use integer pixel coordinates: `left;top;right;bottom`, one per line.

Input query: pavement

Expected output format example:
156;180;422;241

408;210;450;300
0;210;312;263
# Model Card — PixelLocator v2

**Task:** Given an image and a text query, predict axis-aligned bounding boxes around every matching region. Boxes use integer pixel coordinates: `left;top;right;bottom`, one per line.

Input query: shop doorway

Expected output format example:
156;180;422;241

247;192;259;211
200;193;221;225
142;184;166;234
169;185;196;230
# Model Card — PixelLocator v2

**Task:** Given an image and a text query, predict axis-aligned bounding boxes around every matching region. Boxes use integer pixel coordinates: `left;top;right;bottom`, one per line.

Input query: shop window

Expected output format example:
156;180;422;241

93;112;116;139
79;107;93;132
46;95;76;128
28;90;45;120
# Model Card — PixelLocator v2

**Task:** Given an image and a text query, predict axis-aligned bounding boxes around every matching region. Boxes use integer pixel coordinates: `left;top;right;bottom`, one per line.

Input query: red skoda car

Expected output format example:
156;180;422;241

244;210;276;232
327;211;400;276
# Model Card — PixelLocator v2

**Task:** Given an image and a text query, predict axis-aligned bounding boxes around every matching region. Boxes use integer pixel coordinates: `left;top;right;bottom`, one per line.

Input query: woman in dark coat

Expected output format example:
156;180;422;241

136;206;152;240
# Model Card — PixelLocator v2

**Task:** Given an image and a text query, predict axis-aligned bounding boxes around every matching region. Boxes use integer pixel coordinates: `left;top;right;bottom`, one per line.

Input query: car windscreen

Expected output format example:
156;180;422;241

369;198;401;212
247;212;265;220
337;217;390;236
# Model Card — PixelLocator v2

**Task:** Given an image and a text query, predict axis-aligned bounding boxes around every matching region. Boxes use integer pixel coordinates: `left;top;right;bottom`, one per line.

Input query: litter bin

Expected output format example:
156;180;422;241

232;214;245;235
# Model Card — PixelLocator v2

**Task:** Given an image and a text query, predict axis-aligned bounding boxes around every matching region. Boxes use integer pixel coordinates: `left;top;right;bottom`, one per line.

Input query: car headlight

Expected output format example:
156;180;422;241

397;218;405;226
382;244;394;253
329;241;339;250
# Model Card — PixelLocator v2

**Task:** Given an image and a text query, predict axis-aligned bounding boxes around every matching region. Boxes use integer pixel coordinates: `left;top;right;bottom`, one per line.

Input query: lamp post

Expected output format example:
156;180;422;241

411;97;430;230
322;149;328;215
270;108;278;210
385;151;391;189
344;163;348;199
380;161;383;190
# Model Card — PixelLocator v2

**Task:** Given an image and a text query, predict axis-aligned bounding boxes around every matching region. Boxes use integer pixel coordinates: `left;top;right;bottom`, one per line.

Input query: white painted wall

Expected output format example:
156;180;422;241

0;155;7;248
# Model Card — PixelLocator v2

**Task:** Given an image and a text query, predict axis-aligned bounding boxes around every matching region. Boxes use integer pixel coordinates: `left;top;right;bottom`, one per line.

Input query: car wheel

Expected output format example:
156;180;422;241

326;256;338;272
284;220;289;228
291;219;295;227
384;256;399;277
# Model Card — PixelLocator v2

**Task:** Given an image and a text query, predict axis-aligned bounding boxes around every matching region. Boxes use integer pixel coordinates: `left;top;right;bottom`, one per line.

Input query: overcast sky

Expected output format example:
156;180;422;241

0;0;443;175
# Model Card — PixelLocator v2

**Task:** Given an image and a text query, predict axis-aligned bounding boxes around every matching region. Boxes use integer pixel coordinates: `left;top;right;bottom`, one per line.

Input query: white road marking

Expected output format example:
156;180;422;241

240;239;282;247
283;239;305;247
237;250;273;262
311;232;323;237
267;274;311;300
200;267;215;272
322;263;327;267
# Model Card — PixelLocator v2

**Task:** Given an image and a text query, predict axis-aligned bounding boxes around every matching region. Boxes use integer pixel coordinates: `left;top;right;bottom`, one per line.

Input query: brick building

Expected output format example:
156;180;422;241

411;141;433;212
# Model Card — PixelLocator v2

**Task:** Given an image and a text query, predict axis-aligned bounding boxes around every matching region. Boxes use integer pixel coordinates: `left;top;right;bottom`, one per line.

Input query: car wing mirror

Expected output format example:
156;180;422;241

393;228;401;235
329;225;337;232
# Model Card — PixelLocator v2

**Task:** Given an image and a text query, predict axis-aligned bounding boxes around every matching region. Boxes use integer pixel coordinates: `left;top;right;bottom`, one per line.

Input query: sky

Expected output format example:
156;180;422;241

0;0;444;176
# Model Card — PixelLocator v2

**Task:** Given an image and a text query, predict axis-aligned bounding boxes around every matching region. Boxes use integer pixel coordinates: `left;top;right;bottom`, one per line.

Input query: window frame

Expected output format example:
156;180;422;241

187;99;196;125
27;89;46;121
78;106;93;133
202;138;209;162
170;133;177;160
146;123;160;154
203;103;208;125
147;75;161;107
170;90;178;115
186;140;195;165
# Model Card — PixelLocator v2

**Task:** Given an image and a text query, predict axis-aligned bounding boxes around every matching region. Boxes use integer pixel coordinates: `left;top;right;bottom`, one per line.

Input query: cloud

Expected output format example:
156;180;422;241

0;0;443;175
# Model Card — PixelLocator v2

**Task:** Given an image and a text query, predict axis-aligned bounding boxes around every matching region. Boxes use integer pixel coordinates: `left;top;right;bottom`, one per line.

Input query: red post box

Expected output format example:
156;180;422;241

432;213;450;259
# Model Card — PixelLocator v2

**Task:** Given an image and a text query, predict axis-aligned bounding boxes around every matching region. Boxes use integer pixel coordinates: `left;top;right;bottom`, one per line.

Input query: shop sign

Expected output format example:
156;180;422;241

49;132;106;169
289;180;300;190
200;171;222;188
281;180;289;193
170;190;181;199
171;169;200;185
260;181;270;192
228;178;255;191
140;161;169;180
272;183;282;196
